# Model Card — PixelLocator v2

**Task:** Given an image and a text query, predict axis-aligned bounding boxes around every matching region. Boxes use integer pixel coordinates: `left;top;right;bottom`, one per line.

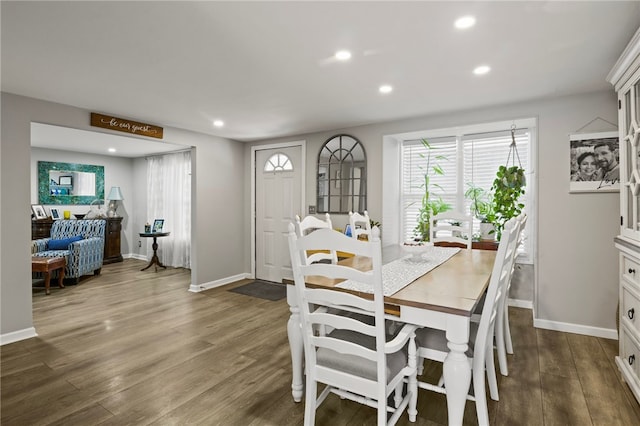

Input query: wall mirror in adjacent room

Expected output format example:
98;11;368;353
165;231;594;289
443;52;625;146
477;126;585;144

38;161;105;205
317;134;367;213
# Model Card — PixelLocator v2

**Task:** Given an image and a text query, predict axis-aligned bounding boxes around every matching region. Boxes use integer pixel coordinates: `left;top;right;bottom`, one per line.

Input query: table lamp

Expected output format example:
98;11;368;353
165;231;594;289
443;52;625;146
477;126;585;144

107;186;124;217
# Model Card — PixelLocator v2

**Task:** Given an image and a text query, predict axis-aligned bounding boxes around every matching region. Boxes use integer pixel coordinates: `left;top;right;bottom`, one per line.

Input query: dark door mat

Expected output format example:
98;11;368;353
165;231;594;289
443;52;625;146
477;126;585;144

228;280;287;301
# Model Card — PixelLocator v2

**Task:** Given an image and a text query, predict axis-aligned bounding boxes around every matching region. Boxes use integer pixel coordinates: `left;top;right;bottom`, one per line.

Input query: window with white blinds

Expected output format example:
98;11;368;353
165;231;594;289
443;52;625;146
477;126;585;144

402;137;457;243
401;124;532;259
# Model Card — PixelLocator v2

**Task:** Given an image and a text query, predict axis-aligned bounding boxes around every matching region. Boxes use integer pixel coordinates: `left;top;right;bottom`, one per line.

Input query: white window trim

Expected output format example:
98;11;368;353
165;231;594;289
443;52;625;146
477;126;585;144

264;152;294;172
383;117;537;265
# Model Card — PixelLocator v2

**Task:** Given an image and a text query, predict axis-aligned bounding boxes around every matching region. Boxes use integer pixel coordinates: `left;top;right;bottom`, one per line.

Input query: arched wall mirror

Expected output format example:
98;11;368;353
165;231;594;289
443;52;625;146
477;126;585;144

317;134;367;213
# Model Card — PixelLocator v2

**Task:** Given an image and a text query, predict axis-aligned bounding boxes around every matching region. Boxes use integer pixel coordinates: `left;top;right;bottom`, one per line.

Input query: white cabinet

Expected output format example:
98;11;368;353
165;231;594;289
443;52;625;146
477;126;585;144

616;243;640;403
609;26;640;405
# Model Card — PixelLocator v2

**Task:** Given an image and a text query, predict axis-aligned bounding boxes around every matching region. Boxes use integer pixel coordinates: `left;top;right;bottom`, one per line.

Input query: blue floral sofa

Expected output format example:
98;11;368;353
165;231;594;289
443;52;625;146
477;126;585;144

32;219;106;283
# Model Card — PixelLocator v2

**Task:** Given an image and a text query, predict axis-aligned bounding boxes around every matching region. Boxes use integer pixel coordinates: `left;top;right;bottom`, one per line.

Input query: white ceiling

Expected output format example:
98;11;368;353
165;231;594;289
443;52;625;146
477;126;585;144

3;1;640;153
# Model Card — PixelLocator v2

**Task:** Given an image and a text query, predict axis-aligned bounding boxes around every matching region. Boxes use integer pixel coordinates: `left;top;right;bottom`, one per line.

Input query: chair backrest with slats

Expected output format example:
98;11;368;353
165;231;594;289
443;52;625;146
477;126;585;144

506;212;527;288
473;218;520;370
430;211;473;249
348;211;372;240
494;217;522;324
516;212;528;248
295;213;338;264
287;224;387;397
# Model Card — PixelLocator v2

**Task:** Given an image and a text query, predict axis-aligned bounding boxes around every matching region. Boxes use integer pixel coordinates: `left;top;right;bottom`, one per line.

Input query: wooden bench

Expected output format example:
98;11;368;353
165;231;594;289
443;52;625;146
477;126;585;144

32;257;66;295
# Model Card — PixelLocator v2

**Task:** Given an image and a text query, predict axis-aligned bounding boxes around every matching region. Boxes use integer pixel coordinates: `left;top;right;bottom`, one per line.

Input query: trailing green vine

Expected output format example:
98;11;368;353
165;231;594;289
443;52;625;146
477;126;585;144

491;165;526;239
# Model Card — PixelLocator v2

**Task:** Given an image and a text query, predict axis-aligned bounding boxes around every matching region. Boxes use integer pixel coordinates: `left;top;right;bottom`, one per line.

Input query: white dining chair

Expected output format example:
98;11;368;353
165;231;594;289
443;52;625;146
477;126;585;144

470;214;522;378
348;210;372;240
504;212;527;357
415;218;520;426
492;215;522;377
429;211;473;249
287;224;419;426
295;213;338;265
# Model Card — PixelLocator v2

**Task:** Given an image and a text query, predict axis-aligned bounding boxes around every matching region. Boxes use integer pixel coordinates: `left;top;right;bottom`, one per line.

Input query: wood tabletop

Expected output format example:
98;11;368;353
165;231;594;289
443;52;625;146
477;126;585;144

139;232;170;237
287;246;496;317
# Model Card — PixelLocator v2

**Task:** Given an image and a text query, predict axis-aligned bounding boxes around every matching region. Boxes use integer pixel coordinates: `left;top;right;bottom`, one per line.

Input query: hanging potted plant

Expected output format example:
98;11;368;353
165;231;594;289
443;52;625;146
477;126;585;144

492;165;526;239
491;127;526;239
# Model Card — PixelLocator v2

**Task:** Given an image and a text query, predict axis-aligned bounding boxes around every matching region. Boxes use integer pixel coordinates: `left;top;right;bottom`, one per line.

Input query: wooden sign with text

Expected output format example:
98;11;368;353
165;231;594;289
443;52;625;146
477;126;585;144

90;113;163;139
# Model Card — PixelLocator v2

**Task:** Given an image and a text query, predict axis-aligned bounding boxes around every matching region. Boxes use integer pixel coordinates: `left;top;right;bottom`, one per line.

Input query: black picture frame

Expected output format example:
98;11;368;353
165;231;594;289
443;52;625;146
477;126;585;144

569;131;620;193
58;176;72;186
152;219;164;233
50;207;62;220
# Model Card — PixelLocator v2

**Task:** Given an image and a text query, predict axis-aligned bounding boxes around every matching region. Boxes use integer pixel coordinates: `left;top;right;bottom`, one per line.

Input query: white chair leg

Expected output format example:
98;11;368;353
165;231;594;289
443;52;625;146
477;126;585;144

495;312;509;376
394;382;403;408
486;344;499;401
417;356;424;376
504;307;514;354
473;363;490;426
304;375;317;426
377;404;386;426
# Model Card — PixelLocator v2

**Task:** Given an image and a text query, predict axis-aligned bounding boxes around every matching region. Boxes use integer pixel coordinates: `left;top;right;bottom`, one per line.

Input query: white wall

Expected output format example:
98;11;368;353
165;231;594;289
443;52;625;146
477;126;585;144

31;147;135;255
1;93;246;342
248;90;619;335
131;157;149;259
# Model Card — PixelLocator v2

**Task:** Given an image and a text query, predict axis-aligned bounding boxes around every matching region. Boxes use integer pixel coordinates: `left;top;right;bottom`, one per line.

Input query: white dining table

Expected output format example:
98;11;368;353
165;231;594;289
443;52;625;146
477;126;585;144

284;245;496;426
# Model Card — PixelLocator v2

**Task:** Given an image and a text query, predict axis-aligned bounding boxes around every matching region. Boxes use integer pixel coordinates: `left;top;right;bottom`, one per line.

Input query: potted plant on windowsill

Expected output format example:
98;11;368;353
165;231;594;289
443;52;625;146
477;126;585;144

465;183;496;241
412;139;451;242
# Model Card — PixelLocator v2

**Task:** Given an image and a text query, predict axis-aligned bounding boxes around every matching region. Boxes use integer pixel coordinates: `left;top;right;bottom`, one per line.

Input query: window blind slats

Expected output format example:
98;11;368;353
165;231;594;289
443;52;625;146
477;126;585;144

401;129;530;250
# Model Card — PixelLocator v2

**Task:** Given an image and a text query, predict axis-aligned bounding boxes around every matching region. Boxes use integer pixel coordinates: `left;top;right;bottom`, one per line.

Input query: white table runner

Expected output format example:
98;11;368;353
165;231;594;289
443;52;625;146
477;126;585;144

336;246;461;296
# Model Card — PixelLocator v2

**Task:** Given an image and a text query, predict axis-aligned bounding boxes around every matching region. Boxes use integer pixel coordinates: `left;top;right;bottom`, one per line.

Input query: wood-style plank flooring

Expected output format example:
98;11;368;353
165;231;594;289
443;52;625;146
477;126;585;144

2;259;639;425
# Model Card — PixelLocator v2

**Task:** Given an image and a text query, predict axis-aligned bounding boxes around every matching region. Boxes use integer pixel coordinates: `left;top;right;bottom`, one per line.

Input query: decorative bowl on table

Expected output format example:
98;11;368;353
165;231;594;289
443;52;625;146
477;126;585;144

402;242;433;261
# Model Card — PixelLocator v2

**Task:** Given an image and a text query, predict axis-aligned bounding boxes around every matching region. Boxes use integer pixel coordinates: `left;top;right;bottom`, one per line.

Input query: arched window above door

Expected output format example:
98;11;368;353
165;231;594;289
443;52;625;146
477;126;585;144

264;153;293;172
317;134;367;214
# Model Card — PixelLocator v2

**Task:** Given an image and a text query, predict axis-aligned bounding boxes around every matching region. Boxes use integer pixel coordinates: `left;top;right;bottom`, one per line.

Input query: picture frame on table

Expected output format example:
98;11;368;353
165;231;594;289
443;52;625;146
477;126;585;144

152;219;164;233
569;131;619;193
31;204;47;219
50;207;62;220
58;176;72;186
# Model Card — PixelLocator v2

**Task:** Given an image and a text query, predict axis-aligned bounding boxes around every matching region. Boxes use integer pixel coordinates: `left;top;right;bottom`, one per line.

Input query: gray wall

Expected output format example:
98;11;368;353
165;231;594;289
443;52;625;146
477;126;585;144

30;147;135;255
248;90;619;333
1;88;620;339
1;93;246;338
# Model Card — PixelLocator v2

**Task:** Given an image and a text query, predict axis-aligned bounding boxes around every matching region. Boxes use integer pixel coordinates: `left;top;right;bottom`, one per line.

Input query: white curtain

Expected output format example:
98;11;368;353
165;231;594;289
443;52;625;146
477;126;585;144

147;151;191;268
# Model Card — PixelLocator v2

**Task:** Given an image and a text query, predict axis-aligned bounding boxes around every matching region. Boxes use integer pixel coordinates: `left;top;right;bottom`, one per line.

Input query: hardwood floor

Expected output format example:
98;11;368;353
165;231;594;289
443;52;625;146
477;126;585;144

2;259;639;425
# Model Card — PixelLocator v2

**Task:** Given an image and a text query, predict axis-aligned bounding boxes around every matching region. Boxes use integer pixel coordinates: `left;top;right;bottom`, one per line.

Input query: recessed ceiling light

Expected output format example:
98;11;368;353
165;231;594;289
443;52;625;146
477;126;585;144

213;120;224;127
379;85;393;94
455;15;476;29
108;148;116;153
335;50;352;61
473;65;491;75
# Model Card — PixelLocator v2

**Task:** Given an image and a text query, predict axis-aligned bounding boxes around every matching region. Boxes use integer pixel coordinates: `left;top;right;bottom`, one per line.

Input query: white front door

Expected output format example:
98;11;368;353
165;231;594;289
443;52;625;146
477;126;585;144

255;146;302;283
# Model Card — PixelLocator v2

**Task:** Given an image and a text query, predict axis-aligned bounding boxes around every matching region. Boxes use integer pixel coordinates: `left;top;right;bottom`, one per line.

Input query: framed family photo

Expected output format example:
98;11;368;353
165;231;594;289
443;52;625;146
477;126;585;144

152;219;164;233
569;131;619;193
31;204;47;219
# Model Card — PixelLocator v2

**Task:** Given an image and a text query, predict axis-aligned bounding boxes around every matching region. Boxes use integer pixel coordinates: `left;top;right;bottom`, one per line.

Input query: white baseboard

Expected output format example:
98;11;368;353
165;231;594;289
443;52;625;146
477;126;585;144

189;273;252;293
534;318;618;340
0;327;37;346
122;255;247;292
124;253;147;261
508;298;533;309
